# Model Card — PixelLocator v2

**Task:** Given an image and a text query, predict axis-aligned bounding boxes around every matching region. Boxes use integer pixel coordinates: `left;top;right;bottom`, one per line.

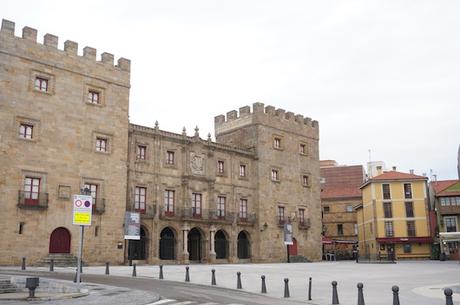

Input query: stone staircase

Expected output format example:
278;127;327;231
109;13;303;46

289;255;310;263
39;253;77;267
0;278;18;294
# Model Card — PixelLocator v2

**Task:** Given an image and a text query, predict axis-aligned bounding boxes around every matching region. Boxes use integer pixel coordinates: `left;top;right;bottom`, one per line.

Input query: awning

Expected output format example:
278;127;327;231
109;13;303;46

376;236;432;244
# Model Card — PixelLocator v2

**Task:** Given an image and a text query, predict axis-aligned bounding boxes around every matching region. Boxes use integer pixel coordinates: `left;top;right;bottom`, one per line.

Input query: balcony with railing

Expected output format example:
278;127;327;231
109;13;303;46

138;204;156;219
236;213;256;225
298;218;311;230
159;206;181;220
17;191;48;210
276;216;286;227
92;198;105;214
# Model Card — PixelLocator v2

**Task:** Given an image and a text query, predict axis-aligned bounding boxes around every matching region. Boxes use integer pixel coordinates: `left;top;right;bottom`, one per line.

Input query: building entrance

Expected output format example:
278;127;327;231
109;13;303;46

215;230;228;259
188;228;202;261
159;227;175;260
49;227;71;253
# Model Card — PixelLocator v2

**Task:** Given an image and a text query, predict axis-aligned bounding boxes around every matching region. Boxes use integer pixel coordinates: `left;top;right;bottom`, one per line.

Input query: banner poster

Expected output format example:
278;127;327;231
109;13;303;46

284;223;293;245
124;211;140;240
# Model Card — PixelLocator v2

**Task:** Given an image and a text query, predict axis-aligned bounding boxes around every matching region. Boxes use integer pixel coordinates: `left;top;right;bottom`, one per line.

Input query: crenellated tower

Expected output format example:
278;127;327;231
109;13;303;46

215;103;321;262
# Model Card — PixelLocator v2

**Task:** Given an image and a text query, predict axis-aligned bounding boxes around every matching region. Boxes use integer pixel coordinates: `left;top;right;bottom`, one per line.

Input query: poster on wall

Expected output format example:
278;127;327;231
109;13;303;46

124;211;140;240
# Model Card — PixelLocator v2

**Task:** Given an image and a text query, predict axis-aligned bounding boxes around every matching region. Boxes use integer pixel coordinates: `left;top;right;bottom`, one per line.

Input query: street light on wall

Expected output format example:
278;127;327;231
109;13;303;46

260;222;268;232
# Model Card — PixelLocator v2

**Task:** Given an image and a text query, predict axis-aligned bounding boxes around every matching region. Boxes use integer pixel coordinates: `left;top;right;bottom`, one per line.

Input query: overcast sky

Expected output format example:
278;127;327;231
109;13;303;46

4;1;460;179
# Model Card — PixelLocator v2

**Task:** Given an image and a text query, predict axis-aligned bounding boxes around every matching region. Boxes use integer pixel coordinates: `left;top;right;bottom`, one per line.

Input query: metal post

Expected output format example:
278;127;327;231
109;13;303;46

445;288;454;305
237;272;242;289
357;283;365;305
284;278;290;298
76;225;84;287
392;285;400;305
211;269;216;285
308;277;312;301
261;275;267;293
286;245;290;263
332;281;339;304
21;257;26;270
49;259;54;272
159;265;164;279
132;263;137;277
105;262;110;275
185;266;190;282
356;250;359;263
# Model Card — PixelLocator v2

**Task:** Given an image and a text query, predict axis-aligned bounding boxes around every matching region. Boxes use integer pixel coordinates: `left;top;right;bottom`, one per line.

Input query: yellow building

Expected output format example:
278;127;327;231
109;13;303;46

357;168;432;260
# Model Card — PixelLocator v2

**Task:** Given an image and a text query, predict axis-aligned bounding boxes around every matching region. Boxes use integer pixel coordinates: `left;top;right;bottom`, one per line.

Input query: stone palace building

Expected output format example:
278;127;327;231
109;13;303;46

0;19;321;265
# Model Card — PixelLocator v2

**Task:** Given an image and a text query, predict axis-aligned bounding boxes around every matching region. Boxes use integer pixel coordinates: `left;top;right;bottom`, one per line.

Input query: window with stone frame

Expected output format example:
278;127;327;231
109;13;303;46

84;183;98;206
135;186;146;212
239;199;248;219
302;175;310;187
217;160;225;174
23;177;40;205
87;90;100;104
337;224;344;236
444;216;458;232
217;196;226;218
34;77;48;92
192;193;202;217
277;206;285;224
19;123;33;139
273;137;281;149
96;137;107;152
298;208;305;225
164;190;175;216
239;164;247;177
166;151;175;165
271;169;279;181
136;145;146;160
299;143;307;155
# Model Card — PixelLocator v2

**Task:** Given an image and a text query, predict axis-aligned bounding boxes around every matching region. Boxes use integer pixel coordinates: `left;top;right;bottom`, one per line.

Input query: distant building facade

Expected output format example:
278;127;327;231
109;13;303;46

430;179;460;260
320;161;365;259
357;169;432;260
0;19;322;265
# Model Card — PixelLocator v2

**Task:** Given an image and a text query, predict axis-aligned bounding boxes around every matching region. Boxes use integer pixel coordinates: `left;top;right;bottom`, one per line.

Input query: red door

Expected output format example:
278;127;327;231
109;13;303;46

49;227;71;253
288;238;298;256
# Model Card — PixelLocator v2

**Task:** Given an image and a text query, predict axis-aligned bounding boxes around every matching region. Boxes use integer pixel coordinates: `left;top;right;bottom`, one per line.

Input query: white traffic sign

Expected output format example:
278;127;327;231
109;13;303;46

72;195;92;226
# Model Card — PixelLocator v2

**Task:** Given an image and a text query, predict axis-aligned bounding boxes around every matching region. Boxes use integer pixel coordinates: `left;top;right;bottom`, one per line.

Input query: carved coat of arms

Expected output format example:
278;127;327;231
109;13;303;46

190;153;204;175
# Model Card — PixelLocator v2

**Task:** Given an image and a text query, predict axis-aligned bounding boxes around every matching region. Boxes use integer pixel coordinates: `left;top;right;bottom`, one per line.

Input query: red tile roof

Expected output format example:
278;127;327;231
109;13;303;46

431;179;460;196
321;165;365;200
360;170;427;189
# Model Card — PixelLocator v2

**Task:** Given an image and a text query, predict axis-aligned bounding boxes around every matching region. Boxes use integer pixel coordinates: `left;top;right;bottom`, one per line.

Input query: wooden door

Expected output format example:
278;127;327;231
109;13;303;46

49;227;71;253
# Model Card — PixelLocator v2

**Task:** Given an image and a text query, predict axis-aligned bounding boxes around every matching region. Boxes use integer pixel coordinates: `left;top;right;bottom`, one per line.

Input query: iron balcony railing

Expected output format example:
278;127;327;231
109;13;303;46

236;213;256;225
276;216;286;227
17;191;48;209
92;198;105;214
298;218;311;229
159;207;236;223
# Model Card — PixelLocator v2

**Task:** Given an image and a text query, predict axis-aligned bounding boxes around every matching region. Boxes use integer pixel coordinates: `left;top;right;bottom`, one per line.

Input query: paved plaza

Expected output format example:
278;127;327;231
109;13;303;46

2;260;459;305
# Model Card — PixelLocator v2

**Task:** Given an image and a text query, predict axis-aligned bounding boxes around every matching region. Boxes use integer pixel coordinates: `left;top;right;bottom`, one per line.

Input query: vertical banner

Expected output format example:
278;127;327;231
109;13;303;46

124;211;140;240
284;223;293;245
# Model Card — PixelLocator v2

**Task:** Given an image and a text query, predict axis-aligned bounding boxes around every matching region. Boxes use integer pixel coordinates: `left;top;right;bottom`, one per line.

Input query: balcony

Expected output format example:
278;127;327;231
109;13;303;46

17;191;48;210
92;198;105;214
299;218;311;230
159;206;181;220
236;213;256;225
439;205;460;215
140;204;156;219
276;216;286;227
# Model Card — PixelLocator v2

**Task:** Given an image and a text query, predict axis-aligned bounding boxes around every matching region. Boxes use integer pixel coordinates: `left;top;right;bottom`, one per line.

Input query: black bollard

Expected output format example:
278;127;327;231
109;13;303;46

357;283;365;305
21;257;26;270
211;269;216;285
105;262;110;275
261;275;267;293
49;259;54;272
185;266;190;282
80;260;83;273
356;251;359;263
132;263;137;277
237;272;242;289
159;265;164;279
332;281;339;304
308;277;312;301
392;285;400;305
445;288;454;305
284;278;290;298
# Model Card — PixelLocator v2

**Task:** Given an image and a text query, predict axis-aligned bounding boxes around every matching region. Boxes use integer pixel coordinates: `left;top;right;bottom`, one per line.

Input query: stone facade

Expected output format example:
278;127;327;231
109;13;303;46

0;19;322;265
0;19;130;265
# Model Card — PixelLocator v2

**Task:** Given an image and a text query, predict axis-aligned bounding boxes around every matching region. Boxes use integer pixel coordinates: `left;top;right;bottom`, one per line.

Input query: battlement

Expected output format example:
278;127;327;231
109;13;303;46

0;19;130;78
214;102;319;135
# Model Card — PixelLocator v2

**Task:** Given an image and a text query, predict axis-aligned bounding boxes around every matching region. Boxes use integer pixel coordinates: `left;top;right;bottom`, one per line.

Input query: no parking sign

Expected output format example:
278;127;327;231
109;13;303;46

72;195;93;226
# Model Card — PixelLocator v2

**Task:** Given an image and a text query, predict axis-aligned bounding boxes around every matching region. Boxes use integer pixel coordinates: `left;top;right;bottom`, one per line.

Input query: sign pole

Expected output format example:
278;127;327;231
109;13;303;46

76;225;84;286
286;244;290;263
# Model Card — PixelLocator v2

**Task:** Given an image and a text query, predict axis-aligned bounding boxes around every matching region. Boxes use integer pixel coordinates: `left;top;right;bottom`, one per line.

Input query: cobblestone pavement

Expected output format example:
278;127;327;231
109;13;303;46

2;260;459;305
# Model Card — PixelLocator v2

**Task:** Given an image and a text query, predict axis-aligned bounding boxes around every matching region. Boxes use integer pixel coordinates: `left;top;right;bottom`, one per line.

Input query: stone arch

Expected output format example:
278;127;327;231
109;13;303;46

237;230;251;259
215;229;229;259
159;227;176;260
49;227;71;254
188;227;205;261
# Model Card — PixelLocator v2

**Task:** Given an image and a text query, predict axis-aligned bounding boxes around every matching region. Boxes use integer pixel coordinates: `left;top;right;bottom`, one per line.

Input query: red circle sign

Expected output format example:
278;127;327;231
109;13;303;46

75;199;83;207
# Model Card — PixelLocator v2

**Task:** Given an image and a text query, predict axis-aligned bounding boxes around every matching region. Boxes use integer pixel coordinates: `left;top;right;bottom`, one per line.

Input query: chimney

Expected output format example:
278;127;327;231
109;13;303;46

409;169;414;175
392;166;397;171
376;166;383;175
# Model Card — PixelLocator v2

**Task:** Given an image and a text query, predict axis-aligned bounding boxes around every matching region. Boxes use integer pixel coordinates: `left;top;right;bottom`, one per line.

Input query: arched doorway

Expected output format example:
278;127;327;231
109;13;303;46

215;230;228;259
188;228;202;261
237;231;250;259
159;227;176;260
128;226;148;260
49;227;71;253
288;238;298;256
